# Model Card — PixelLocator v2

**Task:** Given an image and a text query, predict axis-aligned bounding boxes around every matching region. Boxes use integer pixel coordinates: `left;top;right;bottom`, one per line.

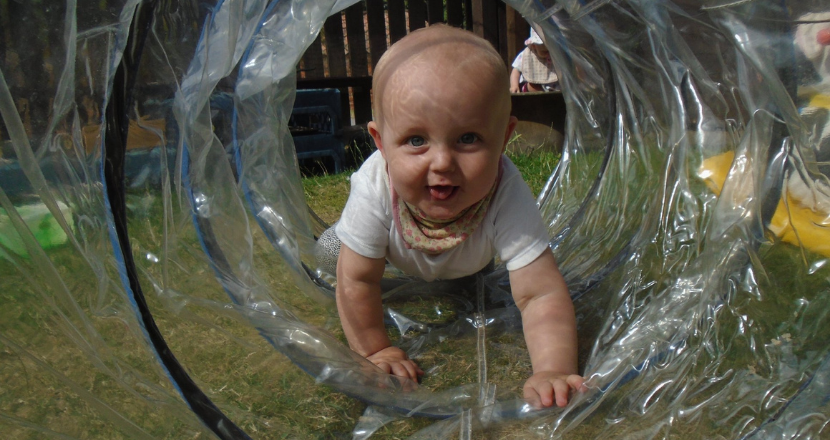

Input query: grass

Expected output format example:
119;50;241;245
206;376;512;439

301;171;352;225
0;146;560;439
3;143;829;439
292;147;562;437
288;144;830;439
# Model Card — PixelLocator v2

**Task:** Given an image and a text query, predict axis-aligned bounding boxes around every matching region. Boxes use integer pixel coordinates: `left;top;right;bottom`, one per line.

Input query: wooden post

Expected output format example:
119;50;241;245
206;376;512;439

471;0;483;37
497;0;507;63
409;0;427;31
446;0;464;28
345;2;372;124
427;0;444;25
471;0;499;50
322;12;350;121
505;5;529;68
464;0;473;30
365;0;387;70
387;0;408;43
300;34;326;79
323;13;348;77
345;3;368;77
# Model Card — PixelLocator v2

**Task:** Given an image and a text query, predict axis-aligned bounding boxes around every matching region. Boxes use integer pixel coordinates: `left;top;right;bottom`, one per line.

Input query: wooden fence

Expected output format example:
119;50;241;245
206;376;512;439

297;0;531;125
0;0;532;142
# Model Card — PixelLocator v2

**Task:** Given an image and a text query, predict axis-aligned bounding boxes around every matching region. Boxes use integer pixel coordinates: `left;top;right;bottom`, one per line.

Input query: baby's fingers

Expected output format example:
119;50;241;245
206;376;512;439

390;361;418;382
566;374;586;392
406;361;425;379
375;362;393;375
523;381;553;409
552;379;571;407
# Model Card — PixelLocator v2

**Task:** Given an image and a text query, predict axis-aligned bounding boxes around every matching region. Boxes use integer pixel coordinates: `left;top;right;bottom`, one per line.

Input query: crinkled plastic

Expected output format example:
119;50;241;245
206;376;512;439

1;0;829;438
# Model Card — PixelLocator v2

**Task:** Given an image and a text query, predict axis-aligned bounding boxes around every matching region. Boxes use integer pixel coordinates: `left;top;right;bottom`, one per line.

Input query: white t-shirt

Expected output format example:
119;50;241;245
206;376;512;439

512;51;526;84
335;151;551;281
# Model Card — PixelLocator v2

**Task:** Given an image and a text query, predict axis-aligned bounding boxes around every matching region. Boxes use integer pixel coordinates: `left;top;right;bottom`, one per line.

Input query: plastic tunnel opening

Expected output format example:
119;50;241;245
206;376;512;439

1;0;830;439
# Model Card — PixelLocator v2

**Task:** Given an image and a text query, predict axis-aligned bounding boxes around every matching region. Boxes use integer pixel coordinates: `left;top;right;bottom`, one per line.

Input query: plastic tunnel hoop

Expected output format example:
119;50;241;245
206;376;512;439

229;0;337;296
100;0;252;438
190;0;818;425
175;0;481;421
3;0;830;439
528;2;812;421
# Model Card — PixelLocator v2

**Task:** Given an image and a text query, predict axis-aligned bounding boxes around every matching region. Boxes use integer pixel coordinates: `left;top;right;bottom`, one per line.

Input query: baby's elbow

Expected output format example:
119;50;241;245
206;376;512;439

510;287;539;312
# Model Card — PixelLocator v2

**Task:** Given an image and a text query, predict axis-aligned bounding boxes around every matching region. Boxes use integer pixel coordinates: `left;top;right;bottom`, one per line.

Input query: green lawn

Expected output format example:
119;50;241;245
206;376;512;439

0;149;560;439
3;145;827;439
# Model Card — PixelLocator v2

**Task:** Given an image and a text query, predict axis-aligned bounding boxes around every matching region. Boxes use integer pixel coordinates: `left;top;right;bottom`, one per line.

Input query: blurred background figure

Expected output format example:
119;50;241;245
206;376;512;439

795;11;830;176
510;28;559;93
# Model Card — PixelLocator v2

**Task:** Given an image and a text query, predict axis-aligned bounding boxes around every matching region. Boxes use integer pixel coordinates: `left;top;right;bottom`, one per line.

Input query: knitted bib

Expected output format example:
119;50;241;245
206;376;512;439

391;164;503;255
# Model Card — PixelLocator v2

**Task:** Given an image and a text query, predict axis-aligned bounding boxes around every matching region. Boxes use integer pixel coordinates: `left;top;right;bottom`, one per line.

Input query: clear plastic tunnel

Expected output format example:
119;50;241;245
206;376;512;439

1;0;829;438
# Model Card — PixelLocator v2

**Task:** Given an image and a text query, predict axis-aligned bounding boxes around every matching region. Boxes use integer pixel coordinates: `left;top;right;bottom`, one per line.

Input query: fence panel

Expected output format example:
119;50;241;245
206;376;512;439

320;12;350;120
344;3;373;123
297;0;532;127
506;6;530;66
447;0;464;28
322;13;348;77
409;0;427;31
472;0;501;54
365;0;388;70
427;0;444;24
387;0;408;44
300;34;326;79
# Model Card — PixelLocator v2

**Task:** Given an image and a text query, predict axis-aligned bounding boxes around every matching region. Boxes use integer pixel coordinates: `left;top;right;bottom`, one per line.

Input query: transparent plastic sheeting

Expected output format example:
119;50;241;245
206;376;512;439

0;0;829;438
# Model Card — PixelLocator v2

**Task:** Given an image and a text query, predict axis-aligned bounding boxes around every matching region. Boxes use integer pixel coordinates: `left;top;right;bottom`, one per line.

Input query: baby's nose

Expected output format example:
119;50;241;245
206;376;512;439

430;147;456;172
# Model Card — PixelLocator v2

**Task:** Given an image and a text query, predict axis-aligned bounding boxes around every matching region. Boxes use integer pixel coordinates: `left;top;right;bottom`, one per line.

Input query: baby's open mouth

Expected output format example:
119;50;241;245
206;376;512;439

429;185;457;200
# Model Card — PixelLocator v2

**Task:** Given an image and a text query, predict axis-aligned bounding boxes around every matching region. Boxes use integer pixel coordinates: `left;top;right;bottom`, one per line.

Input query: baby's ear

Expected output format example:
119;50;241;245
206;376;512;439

368;121;385;156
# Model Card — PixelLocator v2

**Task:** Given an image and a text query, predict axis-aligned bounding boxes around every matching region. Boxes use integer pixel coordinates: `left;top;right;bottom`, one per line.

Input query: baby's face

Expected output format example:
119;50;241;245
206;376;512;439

369;58;516;220
531;44;550;60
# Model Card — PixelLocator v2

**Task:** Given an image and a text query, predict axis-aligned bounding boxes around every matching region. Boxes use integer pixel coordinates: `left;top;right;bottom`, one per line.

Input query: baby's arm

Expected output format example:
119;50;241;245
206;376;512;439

509;249;584;408
510;68;522;93
336;243;423;382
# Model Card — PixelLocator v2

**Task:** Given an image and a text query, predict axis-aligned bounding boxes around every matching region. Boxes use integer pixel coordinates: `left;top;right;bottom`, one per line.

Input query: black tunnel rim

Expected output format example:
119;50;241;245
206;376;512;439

98;0;820;436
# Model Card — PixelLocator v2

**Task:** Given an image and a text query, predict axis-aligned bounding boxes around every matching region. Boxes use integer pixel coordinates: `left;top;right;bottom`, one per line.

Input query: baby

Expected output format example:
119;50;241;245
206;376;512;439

510;28;559;93
334;25;583;408
795;12;830;177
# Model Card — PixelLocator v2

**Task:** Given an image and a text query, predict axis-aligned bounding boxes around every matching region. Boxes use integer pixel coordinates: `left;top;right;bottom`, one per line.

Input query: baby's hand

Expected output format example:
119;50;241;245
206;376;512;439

367;346;424;383
523;372;585;408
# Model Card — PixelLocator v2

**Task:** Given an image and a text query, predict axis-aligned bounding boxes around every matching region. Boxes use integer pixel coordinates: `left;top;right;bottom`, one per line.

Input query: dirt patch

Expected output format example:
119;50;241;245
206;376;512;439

507;121;563;156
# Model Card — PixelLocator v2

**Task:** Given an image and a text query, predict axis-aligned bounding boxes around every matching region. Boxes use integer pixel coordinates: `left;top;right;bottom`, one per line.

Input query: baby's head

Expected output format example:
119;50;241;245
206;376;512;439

368;25;517;220
526;28;550;60
371;25;512;125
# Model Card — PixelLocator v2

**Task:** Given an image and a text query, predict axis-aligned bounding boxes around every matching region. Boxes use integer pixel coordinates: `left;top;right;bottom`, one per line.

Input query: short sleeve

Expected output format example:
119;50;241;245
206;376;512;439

335;152;391;259
492;160;551;271
512;50;524;70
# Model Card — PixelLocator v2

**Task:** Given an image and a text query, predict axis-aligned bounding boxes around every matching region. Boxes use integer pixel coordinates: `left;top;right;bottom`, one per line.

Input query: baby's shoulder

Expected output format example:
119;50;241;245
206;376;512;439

347;151;392;216
351;151;389;188
491;157;539;215
497;155;527;187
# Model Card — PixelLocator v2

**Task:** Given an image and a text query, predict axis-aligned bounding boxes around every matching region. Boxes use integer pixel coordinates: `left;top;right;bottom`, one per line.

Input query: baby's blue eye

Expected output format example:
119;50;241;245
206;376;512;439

407;136;426;147
459;133;478;144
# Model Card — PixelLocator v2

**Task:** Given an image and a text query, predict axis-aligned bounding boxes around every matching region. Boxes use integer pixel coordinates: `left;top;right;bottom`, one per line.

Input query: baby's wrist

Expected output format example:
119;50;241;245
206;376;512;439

365;345;405;358
349;332;394;358
532;369;578;378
